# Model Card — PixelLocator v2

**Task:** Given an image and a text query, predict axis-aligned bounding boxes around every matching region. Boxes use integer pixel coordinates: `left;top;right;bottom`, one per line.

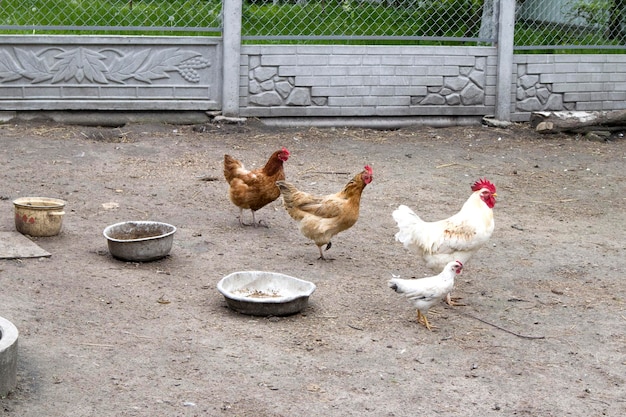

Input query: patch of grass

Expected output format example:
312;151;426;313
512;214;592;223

241;1;482;40
0;0;223;34
515;20;625;53
0;0;623;52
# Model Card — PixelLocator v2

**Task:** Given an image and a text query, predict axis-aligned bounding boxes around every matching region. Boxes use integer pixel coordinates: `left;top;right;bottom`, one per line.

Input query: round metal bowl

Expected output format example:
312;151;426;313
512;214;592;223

0;316;18;396
103;221;176;262
217;271;316;316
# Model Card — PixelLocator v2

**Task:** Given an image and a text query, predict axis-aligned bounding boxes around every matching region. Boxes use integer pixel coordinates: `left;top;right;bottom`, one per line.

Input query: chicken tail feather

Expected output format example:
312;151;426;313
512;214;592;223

392;205;425;247
388;279;401;292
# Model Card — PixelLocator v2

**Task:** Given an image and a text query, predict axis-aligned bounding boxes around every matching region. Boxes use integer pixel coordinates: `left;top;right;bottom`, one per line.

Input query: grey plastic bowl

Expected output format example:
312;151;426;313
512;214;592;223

103;221;176;262
217;271;316;316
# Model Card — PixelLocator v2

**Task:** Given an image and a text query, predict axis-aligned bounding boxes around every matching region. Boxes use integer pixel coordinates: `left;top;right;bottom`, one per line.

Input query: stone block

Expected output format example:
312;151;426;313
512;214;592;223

285;88;312;106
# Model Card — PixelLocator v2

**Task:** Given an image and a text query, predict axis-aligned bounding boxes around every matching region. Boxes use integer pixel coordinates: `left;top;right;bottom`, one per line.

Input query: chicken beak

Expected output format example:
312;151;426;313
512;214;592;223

492;193;498;199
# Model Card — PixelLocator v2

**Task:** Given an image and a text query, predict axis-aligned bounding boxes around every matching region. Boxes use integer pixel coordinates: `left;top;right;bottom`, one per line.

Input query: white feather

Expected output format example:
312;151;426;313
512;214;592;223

392;189;494;272
388;261;462;316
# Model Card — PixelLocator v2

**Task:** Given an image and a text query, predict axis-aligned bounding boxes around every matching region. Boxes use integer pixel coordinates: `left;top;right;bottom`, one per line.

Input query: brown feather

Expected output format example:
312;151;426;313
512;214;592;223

224;149;289;215
277;166;373;257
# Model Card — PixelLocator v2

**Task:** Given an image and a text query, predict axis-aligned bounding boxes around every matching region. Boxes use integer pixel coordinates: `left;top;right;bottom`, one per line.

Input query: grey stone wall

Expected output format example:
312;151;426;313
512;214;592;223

1;35;624;124
240;46;626;122
240;45;497;119
0;36;222;111
511;54;626;121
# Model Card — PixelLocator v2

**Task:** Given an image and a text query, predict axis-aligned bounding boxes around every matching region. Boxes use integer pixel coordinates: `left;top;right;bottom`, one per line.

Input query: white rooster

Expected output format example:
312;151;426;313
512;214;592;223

388;260;463;330
392;178;496;303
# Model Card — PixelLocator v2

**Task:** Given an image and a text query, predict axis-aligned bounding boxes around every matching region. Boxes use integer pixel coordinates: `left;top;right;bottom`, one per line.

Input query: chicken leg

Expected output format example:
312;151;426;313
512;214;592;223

445;293;465;306
417;310;434;331
237;208;248;227
238;209;268;228
317;242;334;261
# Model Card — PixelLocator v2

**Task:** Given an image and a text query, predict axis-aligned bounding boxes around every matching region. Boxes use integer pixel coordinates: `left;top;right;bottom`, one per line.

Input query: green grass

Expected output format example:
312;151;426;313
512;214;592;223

0;0;483;43
241;2;483;43
0;0;623;52
515;21;625;53
0;0;223;35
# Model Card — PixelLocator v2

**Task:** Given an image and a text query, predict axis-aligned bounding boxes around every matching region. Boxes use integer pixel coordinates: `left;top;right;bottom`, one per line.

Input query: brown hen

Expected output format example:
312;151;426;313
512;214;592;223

276;165;373;260
224;147;290;227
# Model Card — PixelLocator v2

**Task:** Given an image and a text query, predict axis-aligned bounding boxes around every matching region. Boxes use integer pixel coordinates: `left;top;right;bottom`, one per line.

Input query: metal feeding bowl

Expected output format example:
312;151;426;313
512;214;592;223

217;271;316;316
103;221;176;262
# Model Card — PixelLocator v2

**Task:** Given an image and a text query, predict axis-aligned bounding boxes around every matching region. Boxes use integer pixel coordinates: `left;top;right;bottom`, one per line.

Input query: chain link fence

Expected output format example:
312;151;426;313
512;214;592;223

0;0;222;34
241;0;490;44
516;0;626;49
0;0;624;49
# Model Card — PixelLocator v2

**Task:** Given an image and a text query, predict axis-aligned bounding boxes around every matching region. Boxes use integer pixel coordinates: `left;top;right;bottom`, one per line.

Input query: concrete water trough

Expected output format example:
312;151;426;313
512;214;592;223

0;316;18;396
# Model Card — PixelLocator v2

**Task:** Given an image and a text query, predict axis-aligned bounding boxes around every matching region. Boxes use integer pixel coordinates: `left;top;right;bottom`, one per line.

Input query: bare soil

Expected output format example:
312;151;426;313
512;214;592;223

0;120;624;417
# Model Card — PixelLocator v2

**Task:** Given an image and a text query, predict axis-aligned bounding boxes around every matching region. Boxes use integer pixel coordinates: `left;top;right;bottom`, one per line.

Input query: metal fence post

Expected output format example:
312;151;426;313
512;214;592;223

495;0;515;121
222;0;243;117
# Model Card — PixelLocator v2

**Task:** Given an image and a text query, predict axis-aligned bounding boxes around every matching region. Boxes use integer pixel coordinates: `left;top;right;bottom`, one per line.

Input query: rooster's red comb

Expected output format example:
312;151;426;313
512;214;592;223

281;147;290;155
471;178;496;193
364;165;373;175
455;260;463;267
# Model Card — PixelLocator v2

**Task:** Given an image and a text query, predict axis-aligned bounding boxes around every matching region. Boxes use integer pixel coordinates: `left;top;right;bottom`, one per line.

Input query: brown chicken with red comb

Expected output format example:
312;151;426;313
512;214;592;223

277;165;373;260
224;147;290;227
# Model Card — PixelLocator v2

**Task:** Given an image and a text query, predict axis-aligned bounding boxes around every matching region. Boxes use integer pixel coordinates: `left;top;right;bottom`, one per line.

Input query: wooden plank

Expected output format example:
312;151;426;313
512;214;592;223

0;232;51;259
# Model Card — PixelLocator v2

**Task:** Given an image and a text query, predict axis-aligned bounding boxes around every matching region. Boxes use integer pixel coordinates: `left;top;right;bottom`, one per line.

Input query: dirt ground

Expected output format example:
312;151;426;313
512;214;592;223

0;119;624;417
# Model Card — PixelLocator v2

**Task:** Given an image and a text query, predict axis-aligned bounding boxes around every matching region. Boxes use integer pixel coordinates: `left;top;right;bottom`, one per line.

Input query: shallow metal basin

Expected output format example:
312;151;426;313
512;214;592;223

217;271;316;316
103;221;176;262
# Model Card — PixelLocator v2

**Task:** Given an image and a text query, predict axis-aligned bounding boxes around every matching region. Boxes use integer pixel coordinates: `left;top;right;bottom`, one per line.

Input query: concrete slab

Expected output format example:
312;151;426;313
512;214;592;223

0;231;51;259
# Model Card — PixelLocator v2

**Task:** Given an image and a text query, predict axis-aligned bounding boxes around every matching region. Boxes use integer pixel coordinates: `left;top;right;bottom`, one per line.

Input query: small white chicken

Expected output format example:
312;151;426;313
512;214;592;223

388;260;463;330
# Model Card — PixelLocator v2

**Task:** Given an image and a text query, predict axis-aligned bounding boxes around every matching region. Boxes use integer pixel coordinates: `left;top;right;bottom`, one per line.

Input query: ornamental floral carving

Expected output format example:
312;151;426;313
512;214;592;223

0;47;210;84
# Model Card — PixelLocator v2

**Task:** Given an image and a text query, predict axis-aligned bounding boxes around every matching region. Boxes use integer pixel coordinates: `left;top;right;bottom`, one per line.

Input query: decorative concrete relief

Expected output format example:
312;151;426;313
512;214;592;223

0;47;210;84
247;57;493;109
413;59;486;106
248;58;316;107
515;64;567;112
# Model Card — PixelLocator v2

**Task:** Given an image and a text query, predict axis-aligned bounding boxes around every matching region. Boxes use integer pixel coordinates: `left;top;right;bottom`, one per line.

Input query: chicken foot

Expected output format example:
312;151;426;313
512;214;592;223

416;310;435;331
317;242;334;261
317;247;334;261
445;293;465;306
238;209;269;228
